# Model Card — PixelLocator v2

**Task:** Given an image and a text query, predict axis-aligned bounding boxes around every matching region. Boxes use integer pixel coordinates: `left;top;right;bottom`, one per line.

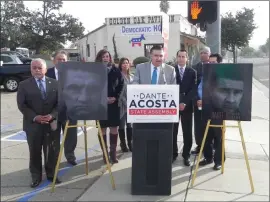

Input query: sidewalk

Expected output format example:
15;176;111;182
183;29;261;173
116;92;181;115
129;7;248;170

78;79;269;201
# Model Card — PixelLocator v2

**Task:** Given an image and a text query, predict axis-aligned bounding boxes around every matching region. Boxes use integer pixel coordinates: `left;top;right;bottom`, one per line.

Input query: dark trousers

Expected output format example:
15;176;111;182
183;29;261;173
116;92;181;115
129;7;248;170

194;108;204;147
203;119;226;165
58;120;78;161
26;125;60;181
173;110;193;159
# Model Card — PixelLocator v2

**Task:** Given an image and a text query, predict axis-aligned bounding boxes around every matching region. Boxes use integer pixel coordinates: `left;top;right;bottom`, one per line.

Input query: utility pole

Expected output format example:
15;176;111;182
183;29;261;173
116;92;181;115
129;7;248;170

206;1;221;54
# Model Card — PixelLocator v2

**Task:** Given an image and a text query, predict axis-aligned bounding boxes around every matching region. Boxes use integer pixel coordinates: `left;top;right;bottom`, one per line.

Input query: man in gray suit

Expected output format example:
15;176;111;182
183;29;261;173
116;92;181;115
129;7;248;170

17;58;61;188
133;45;176;85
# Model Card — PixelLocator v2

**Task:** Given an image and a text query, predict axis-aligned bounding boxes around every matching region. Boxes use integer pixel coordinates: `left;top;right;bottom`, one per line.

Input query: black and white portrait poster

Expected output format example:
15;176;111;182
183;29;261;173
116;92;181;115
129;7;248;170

57;62;107;121
202;63;253;121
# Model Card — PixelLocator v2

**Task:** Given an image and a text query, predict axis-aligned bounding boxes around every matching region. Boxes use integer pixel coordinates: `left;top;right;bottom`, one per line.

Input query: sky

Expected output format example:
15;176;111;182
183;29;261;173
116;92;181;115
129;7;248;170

24;1;269;49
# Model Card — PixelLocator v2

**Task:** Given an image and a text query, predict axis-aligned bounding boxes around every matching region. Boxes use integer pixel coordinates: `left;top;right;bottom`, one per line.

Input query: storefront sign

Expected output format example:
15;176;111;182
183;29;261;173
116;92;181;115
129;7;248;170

121;24;162;36
107;15;175;25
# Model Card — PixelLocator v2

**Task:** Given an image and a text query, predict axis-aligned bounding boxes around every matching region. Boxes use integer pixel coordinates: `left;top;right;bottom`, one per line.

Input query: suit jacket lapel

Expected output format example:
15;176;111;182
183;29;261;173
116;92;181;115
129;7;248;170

31;77;44;99
181;67;189;84
45;77;52;99
147;62;152;84
158;64;165;84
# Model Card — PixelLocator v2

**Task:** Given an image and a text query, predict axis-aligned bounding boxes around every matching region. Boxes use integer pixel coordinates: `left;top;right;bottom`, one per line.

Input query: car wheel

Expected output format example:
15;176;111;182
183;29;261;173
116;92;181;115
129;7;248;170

3;77;20;92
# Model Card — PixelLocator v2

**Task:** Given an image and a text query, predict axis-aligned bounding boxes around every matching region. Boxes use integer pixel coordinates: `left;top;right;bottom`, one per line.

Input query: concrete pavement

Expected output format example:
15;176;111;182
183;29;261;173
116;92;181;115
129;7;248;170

78;79;269;201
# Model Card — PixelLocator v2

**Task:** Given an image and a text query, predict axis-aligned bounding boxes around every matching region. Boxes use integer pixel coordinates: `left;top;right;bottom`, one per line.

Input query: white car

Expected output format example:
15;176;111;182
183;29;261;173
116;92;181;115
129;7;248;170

0;54;23;65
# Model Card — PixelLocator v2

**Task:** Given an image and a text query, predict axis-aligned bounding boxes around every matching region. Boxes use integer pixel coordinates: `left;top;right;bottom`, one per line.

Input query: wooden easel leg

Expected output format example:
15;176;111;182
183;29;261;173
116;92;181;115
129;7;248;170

191;119;211;187
83;120;89;175
51;120;70;192
237;121;255;193
96;121;116;190
221;120;226;174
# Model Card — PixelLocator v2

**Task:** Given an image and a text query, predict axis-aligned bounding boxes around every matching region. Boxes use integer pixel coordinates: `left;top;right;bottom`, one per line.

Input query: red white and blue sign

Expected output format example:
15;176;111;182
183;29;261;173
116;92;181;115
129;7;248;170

129;34;146;47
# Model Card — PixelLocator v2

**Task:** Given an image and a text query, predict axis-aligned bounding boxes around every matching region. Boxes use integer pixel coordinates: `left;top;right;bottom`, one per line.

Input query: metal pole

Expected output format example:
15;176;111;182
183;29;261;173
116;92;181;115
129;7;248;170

206;1;221;54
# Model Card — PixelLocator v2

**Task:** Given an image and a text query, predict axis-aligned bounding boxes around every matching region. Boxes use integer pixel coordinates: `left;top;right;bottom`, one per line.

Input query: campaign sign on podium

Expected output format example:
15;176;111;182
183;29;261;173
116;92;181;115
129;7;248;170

127;85;179;123
127;84;179;196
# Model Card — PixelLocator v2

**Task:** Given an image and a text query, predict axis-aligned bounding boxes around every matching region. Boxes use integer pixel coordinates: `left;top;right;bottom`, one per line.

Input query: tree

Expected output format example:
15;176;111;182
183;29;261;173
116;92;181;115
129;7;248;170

0;0;30;50
159;0;170;14
239;46;255;57
112;33;119;61
221;8;257;63
258;38;269;56
21;0;85;53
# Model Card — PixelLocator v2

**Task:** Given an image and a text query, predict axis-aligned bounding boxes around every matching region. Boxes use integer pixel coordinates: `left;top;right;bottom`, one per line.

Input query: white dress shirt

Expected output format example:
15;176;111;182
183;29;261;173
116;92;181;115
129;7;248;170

150;63;160;84
54;67;58;81
178;64;186;74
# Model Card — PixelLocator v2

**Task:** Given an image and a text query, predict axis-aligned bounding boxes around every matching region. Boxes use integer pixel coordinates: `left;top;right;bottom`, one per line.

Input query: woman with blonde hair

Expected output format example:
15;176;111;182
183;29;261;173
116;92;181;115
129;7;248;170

118;57;133;152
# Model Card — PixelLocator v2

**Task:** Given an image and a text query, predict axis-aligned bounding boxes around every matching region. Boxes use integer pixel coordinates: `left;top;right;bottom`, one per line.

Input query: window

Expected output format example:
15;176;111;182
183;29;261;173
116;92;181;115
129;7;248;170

1;55;13;63
86;44;90;57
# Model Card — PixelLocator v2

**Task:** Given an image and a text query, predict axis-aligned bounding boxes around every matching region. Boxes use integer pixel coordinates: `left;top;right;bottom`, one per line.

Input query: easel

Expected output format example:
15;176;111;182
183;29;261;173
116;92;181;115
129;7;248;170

51;120;116;192
190;120;255;193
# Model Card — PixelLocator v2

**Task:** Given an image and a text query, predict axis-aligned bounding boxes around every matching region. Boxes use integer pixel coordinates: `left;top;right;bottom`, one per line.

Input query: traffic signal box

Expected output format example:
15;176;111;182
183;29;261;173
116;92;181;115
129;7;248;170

188;0;217;25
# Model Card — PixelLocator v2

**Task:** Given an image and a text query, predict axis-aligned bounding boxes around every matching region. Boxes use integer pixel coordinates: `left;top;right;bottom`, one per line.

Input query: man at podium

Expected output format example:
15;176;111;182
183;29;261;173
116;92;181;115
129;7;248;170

133;45;176;85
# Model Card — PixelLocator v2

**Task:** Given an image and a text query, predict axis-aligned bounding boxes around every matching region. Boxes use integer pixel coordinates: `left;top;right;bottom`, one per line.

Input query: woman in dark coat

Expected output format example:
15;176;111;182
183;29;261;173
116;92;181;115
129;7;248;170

95;49;124;164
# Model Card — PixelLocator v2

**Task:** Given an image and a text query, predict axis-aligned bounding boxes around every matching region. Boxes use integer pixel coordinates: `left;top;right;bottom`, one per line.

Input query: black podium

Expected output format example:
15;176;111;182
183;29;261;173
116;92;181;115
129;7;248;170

131;123;173;195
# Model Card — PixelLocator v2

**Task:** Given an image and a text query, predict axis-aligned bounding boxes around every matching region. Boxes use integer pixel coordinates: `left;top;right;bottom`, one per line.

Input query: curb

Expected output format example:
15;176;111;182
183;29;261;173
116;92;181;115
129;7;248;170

252;77;269;99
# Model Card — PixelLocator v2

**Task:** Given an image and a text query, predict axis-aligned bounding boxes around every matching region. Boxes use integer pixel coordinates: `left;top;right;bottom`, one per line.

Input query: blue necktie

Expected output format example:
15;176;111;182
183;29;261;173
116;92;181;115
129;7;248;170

38;79;46;100
179;67;184;80
151;67;157;84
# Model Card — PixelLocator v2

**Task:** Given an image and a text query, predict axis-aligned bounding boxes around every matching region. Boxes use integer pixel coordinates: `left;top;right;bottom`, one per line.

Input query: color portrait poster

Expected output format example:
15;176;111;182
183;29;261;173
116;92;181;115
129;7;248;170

202;63;253;121
57;62;107;121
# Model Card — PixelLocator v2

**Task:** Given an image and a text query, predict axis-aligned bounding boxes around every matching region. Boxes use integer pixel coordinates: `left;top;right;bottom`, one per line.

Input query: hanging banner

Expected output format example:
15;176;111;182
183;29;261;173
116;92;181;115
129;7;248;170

162;13;169;60
120;24;162;36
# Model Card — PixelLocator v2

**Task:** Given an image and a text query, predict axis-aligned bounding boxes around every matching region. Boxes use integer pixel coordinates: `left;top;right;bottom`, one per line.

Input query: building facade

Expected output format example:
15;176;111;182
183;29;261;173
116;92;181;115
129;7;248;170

77;14;206;64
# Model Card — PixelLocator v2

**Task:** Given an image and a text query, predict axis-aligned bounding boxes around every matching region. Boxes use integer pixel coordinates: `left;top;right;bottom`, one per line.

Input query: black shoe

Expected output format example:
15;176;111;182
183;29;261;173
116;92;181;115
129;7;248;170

183;158;191;166
30;180;41;188
191;146;201;155
213;164;221;170
172;156;178;163
47;177;62;184
120;142;129;152
199;158;213;166
68;160;77;166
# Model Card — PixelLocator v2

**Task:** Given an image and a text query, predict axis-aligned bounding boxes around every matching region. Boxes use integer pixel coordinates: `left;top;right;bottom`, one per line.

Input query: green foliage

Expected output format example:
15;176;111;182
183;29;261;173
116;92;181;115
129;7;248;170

258;38;269;56
112;33;119;60
239;46;255;57
1;0;85;53
133;57;150;67
221;7;257;62
159;0;170;14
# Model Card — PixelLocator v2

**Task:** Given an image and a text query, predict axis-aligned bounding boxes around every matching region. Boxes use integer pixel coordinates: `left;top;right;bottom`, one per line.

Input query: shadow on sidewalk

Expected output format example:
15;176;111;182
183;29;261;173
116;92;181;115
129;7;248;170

1;153;122;200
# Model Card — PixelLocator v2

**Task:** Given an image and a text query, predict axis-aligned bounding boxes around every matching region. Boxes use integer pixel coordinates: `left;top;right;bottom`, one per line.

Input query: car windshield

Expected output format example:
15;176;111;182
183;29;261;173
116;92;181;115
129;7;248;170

15;57;23;64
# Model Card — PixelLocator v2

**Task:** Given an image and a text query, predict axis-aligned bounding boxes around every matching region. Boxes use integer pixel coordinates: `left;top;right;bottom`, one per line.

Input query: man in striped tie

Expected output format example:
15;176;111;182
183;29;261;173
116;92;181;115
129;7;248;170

172;50;197;166
17;58;61;188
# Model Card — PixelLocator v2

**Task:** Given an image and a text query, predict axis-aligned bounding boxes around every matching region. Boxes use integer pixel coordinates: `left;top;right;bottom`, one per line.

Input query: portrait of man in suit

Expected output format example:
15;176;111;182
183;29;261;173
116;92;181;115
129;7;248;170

57;62;107;121
132;45;176;85
203;63;253;121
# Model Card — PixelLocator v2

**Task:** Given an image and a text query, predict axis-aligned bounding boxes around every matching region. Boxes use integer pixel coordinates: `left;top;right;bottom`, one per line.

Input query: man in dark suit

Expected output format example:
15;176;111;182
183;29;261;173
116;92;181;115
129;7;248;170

46;50;78;166
192;47;211;155
173;49;197;166
17;58;61;188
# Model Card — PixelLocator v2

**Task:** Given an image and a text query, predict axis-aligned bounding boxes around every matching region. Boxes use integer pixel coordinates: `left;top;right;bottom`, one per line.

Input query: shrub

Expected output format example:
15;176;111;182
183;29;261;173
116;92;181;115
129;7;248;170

133;56;150;68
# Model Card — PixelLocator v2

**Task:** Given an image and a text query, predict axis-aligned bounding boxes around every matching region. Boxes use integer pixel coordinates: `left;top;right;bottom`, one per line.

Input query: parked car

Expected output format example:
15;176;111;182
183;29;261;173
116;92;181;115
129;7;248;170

0;51;32;64
0;54;23;64
0;62;31;92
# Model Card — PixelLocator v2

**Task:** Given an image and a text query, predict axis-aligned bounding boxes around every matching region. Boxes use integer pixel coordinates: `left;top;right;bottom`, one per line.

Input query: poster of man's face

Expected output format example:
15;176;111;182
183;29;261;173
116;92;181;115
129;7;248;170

202;63;253;121
57;62;107;121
